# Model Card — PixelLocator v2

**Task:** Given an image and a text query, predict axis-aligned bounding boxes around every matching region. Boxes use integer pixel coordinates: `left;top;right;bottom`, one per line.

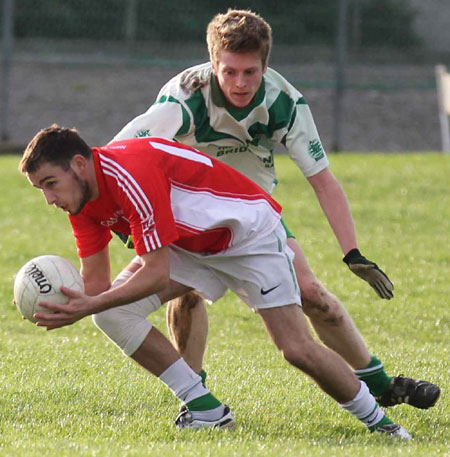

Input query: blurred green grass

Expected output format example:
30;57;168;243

0;153;448;457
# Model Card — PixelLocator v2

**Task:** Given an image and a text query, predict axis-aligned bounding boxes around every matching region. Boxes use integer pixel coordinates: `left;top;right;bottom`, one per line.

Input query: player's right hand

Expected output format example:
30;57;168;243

343;249;394;299
34;286;93;330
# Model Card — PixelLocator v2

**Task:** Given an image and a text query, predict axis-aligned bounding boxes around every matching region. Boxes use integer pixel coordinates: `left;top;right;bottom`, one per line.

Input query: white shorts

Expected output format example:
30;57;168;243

135;221;301;311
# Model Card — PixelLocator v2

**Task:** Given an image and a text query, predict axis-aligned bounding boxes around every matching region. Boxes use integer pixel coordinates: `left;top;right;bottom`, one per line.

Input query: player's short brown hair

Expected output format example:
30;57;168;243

206;9;272;68
19;124;92;174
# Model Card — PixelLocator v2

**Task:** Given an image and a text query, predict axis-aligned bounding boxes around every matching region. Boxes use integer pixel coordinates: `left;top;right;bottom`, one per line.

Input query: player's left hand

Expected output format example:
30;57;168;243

180;68;210;93
343;248;394;299
34;286;94;330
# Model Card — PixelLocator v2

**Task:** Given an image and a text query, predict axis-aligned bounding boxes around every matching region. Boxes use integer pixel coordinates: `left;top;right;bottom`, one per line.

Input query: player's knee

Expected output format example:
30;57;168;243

280;340;317;374
92;308;152;356
301;280;344;325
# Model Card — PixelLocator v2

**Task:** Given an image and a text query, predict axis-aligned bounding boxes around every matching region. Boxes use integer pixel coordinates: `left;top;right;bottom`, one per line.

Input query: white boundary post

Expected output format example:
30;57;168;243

435;64;450;153
124;0;138;42
1;0;14;142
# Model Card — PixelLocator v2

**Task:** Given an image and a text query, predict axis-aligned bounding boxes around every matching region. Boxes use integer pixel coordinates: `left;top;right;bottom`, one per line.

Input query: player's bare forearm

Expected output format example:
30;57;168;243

35;247;171;330
308;169;393;298
307;168;357;255
80;246;112;295
35;266;169;330
93;254;170;312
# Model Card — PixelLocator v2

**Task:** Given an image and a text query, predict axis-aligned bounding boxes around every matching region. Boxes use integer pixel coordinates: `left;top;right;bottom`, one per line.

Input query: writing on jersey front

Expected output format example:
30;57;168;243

100;210;130;227
210;141;274;169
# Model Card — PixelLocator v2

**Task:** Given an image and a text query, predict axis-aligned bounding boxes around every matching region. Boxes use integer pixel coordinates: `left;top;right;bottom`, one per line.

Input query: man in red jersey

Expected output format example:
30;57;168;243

19;125;410;437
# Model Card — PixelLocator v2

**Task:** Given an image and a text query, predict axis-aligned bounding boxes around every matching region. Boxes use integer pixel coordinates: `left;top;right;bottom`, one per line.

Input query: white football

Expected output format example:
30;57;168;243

13;255;84;323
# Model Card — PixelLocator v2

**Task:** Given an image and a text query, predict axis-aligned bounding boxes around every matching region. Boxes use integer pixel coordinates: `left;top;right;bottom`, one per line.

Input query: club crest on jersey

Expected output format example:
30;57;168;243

308;139;324;161
101;210;127;227
101;218;117;227
135;129;151;138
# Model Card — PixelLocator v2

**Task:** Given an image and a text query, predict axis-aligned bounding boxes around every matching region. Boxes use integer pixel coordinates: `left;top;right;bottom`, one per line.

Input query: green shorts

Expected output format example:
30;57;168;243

281;218;296;239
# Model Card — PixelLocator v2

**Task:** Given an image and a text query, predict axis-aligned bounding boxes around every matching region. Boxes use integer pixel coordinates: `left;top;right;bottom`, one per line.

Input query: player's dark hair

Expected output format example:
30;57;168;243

19;124;92;174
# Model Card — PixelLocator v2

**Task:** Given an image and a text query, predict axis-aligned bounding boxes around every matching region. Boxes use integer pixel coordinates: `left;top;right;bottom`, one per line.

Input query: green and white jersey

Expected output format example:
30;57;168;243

113;62;328;194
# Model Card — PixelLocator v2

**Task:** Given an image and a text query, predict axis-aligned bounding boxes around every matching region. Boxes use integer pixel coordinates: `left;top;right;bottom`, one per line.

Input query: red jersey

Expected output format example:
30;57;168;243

69;137;282;258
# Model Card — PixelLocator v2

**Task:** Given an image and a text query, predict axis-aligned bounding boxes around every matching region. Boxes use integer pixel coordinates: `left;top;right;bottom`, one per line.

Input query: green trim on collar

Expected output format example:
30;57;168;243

184;90;242;144
211;73;266;122
211;73;227;108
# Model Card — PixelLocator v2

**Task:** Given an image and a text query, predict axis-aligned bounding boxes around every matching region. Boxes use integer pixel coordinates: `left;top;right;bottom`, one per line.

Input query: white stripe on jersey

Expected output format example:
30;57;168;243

99;153;162;251
170;182;280;247
149;140;213;167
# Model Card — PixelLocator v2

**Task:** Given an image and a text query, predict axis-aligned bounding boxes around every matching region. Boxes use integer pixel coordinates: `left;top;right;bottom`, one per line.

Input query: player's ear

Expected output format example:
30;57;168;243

71;154;88;173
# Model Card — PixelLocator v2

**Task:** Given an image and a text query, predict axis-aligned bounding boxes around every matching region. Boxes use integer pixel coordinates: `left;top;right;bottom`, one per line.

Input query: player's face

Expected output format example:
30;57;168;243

212;50;267;108
27;160;92;216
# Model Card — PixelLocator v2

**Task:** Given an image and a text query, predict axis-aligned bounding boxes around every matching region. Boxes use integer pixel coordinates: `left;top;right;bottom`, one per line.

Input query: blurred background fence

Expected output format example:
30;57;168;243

1;0;450;151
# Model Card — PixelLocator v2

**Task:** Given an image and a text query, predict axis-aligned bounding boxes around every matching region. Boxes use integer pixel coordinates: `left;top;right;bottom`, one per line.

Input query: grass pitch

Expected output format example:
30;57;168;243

0;153;448;457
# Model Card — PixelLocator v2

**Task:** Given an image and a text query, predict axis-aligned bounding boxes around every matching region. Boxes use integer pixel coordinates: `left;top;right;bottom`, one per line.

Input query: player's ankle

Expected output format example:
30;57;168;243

186;392;221;411
369;414;393;432
354;354;392;396
189;404;226;421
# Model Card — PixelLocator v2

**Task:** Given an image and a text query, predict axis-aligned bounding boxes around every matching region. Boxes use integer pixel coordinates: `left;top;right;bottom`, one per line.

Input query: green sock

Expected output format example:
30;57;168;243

186;393;221;411
369;414;393;432
354;355;393;397
199;369;207;386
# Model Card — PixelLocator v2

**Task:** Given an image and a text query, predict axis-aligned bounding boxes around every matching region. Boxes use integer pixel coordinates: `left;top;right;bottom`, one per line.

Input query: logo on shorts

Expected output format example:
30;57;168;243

260;284;281;295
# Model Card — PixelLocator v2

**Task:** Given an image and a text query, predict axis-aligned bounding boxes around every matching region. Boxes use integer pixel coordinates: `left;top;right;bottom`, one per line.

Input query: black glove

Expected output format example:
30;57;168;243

343;249;394;299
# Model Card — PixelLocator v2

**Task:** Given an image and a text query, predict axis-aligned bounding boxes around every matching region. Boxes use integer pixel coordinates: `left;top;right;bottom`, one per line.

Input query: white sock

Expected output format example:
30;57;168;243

159;358;210;404
159;359;225;421
339;381;385;428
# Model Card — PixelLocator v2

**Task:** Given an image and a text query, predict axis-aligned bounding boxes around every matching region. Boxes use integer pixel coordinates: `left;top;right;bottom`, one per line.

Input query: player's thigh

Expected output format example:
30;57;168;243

286;239;337;312
259;304;313;352
287;237;318;286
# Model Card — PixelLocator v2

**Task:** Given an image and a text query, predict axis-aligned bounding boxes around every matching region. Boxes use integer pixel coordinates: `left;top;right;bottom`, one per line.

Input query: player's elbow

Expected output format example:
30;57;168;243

152;273;170;294
139;246;171;294
308;167;340;193
139;265;170;297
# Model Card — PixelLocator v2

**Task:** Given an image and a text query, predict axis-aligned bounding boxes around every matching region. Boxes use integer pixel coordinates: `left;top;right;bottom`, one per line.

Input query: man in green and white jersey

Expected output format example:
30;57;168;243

113;9;440;413
115;62;326;197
